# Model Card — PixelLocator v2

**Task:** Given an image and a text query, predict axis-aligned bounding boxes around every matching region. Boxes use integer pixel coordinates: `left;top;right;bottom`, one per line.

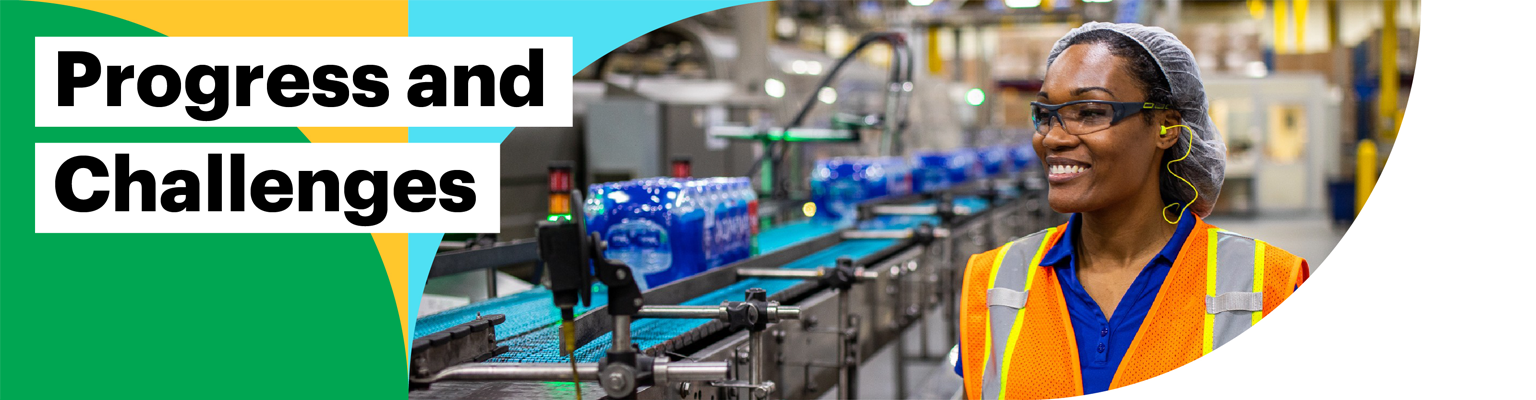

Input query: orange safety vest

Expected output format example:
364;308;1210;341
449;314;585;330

958;216;1307;399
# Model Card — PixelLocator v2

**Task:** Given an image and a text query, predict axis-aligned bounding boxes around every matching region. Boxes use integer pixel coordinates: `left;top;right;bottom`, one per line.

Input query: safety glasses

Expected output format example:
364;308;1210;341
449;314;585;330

1031;100;1172;135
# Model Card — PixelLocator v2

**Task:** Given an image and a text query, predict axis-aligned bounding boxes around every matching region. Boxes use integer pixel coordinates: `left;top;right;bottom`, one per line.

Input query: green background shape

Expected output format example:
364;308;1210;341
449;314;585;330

1;2;399;398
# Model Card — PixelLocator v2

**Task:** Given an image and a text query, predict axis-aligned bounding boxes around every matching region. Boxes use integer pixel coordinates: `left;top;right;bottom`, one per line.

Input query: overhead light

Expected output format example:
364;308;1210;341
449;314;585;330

802;202;817;217
787;60;823;75
818;87;838;104
775;16;797;38
765;78;787;98
1005;0;1041;8
909;0;935;6
966;88;985;106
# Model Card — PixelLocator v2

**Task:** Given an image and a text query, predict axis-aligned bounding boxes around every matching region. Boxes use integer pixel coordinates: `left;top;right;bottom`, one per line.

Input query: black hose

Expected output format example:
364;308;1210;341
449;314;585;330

745;32;913;200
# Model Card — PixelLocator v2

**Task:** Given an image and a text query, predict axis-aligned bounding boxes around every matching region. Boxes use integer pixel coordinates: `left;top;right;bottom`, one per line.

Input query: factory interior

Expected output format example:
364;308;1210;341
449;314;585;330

409;1;1417;399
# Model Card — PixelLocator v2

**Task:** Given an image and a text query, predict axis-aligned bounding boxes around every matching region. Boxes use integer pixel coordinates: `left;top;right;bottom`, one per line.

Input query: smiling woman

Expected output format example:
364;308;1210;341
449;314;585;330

954;23;1310;399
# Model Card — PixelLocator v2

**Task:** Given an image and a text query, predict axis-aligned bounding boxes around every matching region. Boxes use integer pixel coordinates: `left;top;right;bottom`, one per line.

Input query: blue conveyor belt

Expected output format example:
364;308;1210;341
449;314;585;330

414;219;857;357
859;214;941;230
413;220;845;343
496;238;897;363
413;287;608;342
914;195;992;213
756;220;840;252
417;196;985;363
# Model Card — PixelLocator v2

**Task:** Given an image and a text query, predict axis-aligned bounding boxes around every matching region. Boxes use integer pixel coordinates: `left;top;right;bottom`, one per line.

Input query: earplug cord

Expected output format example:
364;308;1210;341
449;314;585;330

1160;125;1198;225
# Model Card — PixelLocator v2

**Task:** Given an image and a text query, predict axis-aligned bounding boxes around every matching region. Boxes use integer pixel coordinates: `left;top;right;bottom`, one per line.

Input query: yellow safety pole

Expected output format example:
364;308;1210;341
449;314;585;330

1380;0;1400;140
1294;0;1308;52
928;25;943;74
1327;0;1339;50
767;1;777;43
1356;139;1378;215
1273;0;1290;54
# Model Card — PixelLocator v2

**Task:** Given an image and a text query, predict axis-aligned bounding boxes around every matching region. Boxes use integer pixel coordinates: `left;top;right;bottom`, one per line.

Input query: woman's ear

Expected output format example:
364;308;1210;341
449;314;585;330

1155;110;1183;150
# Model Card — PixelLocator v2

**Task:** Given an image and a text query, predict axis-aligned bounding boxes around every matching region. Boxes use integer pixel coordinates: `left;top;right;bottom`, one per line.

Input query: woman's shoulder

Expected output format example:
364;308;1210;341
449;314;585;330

1198;224;1310;277
1200;226;1301;256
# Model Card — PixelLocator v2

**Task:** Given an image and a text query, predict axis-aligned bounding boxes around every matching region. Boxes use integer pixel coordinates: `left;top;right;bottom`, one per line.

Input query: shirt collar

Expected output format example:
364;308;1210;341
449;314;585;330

1037;208;1199;268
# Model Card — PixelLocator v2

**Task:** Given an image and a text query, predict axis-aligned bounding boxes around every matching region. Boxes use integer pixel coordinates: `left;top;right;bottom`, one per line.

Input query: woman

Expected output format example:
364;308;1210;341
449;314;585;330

955;23;1309;399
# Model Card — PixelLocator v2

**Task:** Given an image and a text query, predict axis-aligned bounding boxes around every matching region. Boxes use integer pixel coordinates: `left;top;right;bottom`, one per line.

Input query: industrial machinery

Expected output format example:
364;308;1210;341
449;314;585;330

411;162;1054;399
414;25;1059;399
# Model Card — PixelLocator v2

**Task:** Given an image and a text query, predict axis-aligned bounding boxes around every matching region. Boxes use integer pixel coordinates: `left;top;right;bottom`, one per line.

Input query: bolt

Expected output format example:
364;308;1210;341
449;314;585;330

615;269;628;280
736;348;751;364
773;329;786;343
677;382;692;397
633;298;643;307
605;372;625;391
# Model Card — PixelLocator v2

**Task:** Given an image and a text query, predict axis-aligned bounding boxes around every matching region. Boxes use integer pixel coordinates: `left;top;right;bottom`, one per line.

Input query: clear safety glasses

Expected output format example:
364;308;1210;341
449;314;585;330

1031;100;1172;136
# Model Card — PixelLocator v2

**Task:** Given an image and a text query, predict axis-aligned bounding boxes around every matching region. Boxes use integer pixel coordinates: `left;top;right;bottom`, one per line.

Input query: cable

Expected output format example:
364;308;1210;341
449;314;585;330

745;32;913;200
1160;125;1198;225
561;320;582;400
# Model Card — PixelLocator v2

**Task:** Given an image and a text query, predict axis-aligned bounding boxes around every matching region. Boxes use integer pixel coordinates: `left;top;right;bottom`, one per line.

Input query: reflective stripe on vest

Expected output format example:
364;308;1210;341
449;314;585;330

981;228;1055;399
963;220;1292;399
1203;229;1268;354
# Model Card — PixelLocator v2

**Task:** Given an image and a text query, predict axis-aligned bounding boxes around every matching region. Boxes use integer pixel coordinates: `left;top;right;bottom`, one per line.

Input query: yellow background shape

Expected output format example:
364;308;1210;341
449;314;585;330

42;0;416;357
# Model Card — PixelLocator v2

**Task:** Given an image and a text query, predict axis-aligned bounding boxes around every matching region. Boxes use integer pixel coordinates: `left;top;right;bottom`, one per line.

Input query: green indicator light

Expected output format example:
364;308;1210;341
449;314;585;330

966;88;985;106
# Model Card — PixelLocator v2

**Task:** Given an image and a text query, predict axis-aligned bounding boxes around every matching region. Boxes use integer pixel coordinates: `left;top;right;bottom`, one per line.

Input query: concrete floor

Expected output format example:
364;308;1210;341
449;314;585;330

809;213;1345;399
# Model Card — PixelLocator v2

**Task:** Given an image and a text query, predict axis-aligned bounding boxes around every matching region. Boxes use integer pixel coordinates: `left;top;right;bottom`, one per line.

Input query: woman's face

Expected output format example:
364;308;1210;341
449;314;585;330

1033;43;1176;214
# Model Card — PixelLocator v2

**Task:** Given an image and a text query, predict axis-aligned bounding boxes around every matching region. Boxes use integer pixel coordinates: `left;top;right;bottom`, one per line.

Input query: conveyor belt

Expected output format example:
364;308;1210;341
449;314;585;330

859;214;940;230
412;219;844;345
415;195;996;364
913;195;992;213
756;220;839;252
499;238;898;363
412;287;607;342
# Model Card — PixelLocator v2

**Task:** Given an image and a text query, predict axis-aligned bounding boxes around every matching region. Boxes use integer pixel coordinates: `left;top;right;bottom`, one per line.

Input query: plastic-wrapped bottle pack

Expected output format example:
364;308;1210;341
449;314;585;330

811;157;912;226
584;176;753;291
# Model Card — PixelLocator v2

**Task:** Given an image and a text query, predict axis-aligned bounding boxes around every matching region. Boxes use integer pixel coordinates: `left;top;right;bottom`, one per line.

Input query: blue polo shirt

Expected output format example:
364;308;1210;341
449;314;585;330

954;210;1197;395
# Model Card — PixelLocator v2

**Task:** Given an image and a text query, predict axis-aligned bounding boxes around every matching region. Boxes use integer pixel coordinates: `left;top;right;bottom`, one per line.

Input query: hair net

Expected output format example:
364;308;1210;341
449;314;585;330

1045;22;1226;217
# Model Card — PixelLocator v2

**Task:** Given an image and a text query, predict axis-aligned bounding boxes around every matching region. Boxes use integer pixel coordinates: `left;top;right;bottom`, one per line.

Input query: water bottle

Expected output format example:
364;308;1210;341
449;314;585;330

708;180;731;269
719;179;738;264
912;152;951;193
811;159;867;226
882;157;912;197
1010;144;1037;174
742;178;760;256
688;179;713;270
603;179;669;291
731;179;750;262
862;159;888;200
719;178;745;265
584;182;610;238
980;146;1009;177
671;179;705;279
946;149;980;186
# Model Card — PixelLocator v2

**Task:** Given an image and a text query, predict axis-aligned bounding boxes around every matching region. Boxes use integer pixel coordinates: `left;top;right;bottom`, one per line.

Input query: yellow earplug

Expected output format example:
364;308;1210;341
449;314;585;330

1160;125;1198;225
